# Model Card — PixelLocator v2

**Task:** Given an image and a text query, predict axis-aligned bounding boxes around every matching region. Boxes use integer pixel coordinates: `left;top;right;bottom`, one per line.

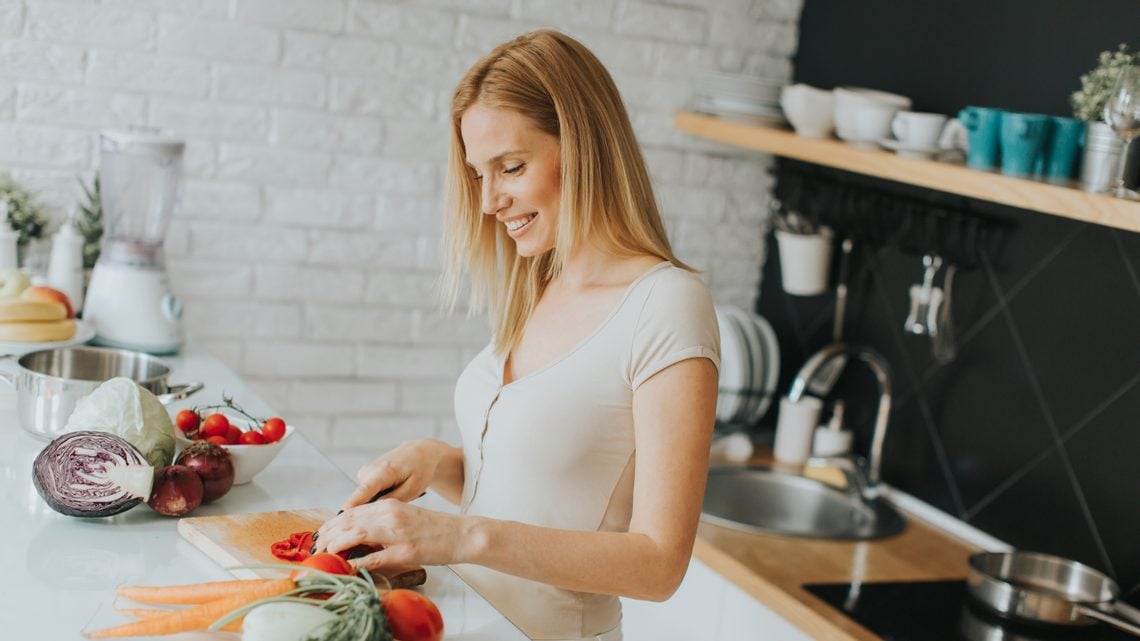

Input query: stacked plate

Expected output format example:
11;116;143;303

691;71;787;126
714;305;780;427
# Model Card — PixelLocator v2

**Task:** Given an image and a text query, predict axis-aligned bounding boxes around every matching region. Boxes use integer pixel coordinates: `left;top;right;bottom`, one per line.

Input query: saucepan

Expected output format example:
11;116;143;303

967;550;1140;636
0;346;204;441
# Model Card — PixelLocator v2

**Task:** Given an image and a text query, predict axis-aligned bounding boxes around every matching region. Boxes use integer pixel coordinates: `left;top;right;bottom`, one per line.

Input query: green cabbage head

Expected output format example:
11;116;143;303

64;377;175;468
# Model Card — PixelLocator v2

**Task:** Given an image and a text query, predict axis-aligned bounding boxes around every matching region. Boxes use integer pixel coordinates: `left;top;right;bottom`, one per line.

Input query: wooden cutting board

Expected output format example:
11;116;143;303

177;509;426;588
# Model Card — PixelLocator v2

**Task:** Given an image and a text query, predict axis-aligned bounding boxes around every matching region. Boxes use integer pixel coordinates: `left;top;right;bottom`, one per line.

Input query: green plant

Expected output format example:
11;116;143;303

1070;44;1140;122
0;173;49;248
76;174;103;269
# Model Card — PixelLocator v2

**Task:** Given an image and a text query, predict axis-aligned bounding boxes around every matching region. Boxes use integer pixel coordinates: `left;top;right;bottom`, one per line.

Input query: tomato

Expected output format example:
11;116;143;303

239;430;266;445
201;413;230;438
261;417;286;442
300;552;353;576
175;409;200;433
382;589;444;641
224;425;242;444
206;435;229;446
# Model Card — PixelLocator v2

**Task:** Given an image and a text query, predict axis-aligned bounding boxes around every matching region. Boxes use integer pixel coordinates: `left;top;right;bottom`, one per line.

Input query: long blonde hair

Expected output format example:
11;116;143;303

443;29;688;354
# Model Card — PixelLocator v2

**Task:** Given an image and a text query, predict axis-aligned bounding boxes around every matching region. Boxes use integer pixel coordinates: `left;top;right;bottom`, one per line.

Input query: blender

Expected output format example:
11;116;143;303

83;130;185;354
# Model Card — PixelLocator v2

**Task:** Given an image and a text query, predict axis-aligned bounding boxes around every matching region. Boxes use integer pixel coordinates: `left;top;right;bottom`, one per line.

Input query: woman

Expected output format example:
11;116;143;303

313;30;720;641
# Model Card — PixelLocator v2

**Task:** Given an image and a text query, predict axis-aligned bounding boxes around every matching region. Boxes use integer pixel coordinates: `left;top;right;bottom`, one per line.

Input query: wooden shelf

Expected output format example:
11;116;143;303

675;111;1140;234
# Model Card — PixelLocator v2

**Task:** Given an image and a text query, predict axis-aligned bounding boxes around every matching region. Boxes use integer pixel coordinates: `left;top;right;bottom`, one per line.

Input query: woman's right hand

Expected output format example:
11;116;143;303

340;439;447;511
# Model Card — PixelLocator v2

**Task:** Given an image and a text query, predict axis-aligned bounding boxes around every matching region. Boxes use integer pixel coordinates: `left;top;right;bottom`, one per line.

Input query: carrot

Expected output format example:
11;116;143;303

114;608;244;632
116;577;291;605
86;578;294;639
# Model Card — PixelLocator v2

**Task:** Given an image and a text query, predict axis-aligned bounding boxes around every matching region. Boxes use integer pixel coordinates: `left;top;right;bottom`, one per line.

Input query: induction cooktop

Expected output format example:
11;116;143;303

802;579;1135;641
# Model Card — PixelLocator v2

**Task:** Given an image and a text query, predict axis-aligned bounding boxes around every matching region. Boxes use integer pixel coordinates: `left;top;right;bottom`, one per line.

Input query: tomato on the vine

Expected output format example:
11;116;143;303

299;552;353;576
201;413;230;438
382;589;444;641
224;425;242;444
239;430;266;445
175;409;200;433
261;417;286;442
206;435;229;446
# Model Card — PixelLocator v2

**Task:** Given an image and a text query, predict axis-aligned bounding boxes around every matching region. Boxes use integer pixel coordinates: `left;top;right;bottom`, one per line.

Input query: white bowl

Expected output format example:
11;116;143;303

834;87;912;141
780;84;835;138
850;101;903;147
175;423;294;485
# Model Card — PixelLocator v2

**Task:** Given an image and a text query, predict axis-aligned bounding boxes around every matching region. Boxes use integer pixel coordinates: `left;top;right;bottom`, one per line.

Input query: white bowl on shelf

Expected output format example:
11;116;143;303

780;84;835;138
834;86;912;142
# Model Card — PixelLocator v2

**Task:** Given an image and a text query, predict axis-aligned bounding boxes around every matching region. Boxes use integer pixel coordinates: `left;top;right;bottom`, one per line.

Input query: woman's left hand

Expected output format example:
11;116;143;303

313;501;470;570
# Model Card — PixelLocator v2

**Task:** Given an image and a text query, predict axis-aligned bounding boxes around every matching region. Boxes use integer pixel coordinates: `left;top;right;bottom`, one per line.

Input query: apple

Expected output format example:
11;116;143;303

0;267;29;300
21;285;74;318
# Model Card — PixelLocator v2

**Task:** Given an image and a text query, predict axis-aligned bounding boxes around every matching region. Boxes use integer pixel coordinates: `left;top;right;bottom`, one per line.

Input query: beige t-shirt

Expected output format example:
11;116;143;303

450;263;720;640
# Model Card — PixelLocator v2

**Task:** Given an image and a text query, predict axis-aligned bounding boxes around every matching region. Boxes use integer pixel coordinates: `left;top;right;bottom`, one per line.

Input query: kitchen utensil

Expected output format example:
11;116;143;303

967;551;1140;636
959;106;1003;170
932;262;958;363
904;254;943;335
0;345;203;440
84;129;186;355
178;509;427;588
1104;65;1140;198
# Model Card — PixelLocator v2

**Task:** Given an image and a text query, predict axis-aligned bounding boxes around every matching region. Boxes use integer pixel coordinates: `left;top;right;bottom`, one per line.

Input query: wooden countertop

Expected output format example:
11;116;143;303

692;461;980;640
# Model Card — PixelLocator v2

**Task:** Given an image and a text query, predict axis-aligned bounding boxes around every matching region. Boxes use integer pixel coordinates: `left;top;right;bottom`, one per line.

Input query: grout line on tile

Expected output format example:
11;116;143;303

913;390;968;517
963;444;1054;521
1060;369;1140;443
1000;224;1086;303
1053;446;1116;578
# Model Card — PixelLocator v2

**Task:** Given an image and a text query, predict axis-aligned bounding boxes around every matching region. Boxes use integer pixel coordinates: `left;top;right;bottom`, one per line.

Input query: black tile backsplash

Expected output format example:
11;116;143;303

754;169;1140;597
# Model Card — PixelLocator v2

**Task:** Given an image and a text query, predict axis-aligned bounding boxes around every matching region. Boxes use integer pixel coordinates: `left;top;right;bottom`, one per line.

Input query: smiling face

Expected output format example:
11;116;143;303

460;102;562;258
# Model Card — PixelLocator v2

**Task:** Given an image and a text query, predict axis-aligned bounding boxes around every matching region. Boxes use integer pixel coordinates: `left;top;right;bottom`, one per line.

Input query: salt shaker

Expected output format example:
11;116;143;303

0;200;18;270
47;218;85;314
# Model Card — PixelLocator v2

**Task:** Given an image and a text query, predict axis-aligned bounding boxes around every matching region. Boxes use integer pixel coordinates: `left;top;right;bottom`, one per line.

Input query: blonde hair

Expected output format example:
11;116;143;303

443;29;688;354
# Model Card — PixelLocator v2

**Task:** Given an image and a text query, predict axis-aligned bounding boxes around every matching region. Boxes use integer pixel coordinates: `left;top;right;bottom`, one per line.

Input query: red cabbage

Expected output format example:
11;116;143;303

33;430;155;518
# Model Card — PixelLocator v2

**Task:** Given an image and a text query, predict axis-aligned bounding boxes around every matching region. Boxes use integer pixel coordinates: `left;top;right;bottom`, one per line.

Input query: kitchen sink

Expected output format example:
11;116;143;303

700;465;905;540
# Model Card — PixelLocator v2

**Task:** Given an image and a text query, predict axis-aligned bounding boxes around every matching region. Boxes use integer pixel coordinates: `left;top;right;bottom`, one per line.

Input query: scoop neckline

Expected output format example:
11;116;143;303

497;261;671;388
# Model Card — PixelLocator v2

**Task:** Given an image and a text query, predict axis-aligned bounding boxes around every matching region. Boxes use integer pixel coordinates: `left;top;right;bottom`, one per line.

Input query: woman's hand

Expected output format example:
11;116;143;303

342;439;448;511
314;501;475;570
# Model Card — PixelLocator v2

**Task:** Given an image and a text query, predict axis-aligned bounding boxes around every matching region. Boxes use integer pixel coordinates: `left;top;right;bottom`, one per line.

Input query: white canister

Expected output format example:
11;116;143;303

773;396;823;465
46;221;85;314
0;201;17;270
775;228;833;296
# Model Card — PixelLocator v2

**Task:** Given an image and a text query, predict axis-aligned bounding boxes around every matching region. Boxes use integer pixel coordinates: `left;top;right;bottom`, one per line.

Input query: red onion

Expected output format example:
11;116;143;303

32;431;154;518
175;441;235;503
148;465;204;516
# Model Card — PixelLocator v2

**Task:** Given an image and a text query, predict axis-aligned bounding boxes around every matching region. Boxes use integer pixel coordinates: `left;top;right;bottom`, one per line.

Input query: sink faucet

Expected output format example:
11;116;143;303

787;343;893;499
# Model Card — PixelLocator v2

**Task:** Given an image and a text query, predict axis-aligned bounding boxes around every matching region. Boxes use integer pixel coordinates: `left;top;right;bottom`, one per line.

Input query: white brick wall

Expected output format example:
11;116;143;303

0;0;801;476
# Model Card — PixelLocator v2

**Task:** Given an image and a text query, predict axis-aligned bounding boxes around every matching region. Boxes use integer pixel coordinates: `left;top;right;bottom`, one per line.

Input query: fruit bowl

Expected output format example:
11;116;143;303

175;423;294;485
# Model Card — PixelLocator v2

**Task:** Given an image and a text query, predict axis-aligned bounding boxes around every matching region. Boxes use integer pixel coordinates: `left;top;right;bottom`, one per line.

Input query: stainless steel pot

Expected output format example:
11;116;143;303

968;551;1140;637
0;346;204;441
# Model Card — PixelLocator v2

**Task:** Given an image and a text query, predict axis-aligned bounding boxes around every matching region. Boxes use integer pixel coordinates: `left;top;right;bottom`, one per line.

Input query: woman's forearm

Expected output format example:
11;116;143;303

424;439;465;505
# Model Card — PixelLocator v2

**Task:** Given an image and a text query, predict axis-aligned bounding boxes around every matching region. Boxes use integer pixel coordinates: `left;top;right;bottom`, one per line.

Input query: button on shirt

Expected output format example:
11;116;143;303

450;263;720;640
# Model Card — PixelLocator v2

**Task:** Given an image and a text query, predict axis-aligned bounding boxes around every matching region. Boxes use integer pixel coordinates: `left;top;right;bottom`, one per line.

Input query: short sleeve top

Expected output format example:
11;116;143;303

450;262;720;640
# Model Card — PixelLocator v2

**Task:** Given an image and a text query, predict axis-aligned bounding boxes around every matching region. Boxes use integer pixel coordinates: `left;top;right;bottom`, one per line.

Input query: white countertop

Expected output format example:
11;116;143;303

0;342;529;640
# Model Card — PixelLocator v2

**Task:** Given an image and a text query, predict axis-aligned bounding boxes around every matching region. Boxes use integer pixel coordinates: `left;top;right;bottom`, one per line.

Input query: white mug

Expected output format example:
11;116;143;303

891;111;948;148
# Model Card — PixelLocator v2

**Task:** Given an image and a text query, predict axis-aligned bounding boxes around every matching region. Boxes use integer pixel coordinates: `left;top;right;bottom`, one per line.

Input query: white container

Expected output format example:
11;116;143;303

773;396;823;465
47;221;85;314
812;427;853;457
775;228;833;296
780;84;835;139
834;86;913;141
0;201;17;270
891;111;949;149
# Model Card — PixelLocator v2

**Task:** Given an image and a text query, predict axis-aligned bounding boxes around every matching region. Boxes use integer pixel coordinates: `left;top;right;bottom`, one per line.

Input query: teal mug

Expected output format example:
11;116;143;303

1037;116;1085;183
959;106;1003;170
999;112;1052;177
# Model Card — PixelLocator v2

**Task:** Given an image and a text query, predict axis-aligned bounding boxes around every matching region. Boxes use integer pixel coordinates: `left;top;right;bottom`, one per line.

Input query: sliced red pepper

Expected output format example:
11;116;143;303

270;530;382;563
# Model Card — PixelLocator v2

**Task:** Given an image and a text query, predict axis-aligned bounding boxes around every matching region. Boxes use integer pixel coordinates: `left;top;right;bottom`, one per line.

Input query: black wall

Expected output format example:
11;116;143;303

755;0;1140;596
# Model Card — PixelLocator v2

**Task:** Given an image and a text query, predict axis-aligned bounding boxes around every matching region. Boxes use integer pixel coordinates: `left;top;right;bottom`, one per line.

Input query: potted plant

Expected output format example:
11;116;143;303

0;174;50;266
1070;44;1140;192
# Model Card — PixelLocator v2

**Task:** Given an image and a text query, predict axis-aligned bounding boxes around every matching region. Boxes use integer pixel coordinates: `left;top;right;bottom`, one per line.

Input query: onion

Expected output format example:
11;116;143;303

175;441;235;503
148;465;204;516
32;431;154;518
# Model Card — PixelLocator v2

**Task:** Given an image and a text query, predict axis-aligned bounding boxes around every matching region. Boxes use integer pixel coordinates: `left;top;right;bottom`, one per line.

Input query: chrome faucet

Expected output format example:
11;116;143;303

787;343;893;499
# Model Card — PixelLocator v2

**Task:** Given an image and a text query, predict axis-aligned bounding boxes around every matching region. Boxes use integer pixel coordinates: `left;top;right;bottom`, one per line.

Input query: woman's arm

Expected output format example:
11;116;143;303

340;438;466;508
318;357;718;601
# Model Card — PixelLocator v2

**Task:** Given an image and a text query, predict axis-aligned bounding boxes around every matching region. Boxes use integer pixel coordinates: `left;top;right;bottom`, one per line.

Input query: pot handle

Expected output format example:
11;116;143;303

1077;604;1140;638
157;382;204;405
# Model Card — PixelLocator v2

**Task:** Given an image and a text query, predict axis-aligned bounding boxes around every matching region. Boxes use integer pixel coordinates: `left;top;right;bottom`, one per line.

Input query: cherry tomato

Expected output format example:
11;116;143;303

382;589;444;641
261;417;286;442
239;430;266;445
224;425;242;444
206;435;229;446
175;409;200;433
201;413;230;438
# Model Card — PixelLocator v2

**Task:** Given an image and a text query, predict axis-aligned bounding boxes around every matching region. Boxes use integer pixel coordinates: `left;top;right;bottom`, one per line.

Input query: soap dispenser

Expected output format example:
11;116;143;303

0;199;18;270
47;214;85;314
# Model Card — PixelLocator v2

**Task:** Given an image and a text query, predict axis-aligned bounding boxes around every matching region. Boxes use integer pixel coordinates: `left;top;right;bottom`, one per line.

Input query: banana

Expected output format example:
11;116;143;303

0;319;75;342
0;298;67;323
